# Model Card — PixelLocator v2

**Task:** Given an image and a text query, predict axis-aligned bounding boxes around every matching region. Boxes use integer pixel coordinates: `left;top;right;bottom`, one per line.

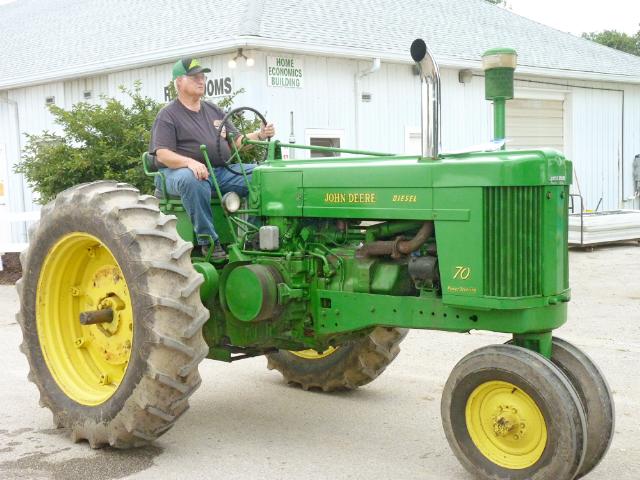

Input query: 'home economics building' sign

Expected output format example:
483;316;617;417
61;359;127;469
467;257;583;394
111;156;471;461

267;56;303;88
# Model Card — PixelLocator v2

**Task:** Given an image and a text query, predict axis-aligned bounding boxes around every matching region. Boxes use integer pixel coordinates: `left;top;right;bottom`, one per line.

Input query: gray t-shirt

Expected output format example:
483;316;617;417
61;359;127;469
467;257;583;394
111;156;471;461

149;99;239;167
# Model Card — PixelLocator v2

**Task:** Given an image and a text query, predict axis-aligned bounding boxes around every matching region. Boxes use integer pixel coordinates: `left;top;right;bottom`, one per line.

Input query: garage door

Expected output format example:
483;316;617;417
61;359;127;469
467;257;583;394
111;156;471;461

506;98;564;152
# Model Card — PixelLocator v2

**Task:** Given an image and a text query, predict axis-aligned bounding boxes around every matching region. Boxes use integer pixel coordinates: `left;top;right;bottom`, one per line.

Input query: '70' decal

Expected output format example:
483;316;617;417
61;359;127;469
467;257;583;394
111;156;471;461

453;266;471;280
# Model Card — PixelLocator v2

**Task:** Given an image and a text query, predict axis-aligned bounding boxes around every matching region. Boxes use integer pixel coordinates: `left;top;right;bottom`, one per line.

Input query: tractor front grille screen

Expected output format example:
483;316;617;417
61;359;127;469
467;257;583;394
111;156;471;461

484;186;542;297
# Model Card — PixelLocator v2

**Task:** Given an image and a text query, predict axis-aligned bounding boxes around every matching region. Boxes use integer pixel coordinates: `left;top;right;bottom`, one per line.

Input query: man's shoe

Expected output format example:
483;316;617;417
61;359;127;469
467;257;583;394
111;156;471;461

202;242;226;259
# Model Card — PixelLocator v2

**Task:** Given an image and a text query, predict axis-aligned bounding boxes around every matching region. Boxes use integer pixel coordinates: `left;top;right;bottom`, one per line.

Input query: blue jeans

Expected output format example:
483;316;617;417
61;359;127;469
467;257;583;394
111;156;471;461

156;163;256;244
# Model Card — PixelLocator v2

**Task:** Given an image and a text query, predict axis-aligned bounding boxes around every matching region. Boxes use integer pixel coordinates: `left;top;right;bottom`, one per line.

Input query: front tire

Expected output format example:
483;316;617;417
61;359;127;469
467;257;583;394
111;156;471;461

266;327;408;391
550;338;614;479
504;337;615;478
441;344;587;480
17;181;209;448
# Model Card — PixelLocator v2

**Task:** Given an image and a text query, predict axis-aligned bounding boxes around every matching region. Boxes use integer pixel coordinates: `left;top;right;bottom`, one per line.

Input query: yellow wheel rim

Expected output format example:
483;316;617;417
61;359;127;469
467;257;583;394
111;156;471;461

289;346;338;359
465;380;547;469
36;232;133;406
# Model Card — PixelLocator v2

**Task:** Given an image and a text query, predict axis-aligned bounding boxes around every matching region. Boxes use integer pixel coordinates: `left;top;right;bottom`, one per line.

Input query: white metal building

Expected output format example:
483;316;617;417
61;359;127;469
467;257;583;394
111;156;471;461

2;0;640;244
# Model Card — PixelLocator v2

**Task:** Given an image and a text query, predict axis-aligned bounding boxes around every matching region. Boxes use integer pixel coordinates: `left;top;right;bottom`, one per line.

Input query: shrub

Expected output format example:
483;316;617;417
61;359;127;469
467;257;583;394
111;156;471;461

16;83;161;203
16;82;265;203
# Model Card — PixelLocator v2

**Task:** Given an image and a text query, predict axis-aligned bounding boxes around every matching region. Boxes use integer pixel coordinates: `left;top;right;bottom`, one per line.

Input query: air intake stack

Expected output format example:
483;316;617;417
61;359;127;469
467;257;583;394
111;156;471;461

482;48;517;145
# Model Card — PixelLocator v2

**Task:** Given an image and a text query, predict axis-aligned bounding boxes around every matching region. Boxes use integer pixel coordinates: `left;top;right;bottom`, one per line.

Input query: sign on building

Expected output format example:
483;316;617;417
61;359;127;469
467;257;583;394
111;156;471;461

267;56;303;88
164;77;233;101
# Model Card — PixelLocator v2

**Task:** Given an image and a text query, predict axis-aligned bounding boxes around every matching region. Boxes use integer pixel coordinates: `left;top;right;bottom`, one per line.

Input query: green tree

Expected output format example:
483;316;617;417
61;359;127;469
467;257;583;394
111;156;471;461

16;82;265;203
485;0;506;5
16;82;161;203
582;29;640;56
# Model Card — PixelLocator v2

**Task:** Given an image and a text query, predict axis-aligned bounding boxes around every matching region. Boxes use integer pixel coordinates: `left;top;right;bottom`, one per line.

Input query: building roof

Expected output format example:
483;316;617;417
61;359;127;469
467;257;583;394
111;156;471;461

2;0;640;89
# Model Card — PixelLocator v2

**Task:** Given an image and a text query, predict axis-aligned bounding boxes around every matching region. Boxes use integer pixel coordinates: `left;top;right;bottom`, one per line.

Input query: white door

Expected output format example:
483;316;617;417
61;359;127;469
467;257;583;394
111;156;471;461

569;89;623;211
506;98;564;152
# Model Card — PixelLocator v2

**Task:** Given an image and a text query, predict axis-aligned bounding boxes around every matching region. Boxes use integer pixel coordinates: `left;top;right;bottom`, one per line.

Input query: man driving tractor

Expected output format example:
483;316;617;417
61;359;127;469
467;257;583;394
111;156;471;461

149;57;275;259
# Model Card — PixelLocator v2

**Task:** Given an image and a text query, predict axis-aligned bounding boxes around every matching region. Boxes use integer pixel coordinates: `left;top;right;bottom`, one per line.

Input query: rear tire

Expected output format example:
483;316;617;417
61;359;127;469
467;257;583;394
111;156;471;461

17;181;209;448
266;327;408;391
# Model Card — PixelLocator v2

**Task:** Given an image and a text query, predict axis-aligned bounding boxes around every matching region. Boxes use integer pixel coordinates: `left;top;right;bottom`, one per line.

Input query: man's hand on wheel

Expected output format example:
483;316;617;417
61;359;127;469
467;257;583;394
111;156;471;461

187;159;209;180
258;123;276;140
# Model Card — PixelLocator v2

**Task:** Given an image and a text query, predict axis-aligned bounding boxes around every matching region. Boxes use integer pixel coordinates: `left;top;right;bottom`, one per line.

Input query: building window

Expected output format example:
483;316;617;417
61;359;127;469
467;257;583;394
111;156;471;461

305;129;344;158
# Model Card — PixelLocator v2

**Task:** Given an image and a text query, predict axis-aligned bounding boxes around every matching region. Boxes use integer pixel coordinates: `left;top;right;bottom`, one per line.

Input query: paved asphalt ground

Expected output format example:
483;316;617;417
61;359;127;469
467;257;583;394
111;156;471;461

0;244;638;480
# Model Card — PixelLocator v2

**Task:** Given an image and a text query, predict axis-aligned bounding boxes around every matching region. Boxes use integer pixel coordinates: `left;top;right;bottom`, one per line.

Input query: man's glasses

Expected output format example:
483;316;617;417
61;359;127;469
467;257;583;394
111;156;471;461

188;73;207;82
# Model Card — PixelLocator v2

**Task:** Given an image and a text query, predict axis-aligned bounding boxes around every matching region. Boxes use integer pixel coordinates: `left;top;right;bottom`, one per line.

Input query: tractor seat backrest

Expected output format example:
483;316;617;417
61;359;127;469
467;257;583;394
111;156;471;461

142;151;220;201
143;152;159;173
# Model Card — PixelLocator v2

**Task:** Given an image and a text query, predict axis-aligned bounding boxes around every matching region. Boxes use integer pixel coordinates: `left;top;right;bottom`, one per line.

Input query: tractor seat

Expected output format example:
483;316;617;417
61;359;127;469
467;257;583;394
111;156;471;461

153;189;181;200
143;152;218;200
153;187;220;201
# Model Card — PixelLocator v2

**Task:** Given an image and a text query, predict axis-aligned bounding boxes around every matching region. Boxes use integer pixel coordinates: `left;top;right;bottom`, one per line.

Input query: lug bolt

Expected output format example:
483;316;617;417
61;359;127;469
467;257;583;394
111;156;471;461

514;434;519;440
70;287;81;296
74;337;86;348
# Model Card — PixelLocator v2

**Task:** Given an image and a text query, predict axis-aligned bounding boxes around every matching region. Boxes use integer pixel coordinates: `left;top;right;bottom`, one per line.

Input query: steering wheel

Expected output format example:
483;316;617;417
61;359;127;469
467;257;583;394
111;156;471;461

215;106;270;175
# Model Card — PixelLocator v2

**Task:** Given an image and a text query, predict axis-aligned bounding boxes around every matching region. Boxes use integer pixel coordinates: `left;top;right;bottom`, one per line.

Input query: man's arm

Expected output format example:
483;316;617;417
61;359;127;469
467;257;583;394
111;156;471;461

207;102;275;149
150;113;210;179
156;148;209;180
234;123;276;149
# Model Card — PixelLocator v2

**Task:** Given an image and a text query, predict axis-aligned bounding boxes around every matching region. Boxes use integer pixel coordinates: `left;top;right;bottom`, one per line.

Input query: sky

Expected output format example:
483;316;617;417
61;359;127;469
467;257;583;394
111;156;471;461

506;0;640;36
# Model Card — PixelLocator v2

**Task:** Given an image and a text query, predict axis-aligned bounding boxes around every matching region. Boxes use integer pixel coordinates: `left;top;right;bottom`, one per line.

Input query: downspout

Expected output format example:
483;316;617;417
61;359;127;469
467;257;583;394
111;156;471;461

0;95;27;241
354;58;381;149
288;111;296;159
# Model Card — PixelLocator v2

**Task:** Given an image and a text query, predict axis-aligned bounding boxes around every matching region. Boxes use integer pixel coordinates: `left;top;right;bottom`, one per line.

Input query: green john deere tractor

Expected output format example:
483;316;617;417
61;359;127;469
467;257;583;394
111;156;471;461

17;39;613;480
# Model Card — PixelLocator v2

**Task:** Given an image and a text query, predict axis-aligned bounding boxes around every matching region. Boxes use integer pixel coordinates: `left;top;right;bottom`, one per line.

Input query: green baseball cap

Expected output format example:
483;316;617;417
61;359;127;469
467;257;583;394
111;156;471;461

172;57;211;80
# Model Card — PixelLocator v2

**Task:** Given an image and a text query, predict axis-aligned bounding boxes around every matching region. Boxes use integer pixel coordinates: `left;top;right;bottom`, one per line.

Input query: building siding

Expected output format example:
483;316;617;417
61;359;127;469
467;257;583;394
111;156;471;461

623;84;640;210
570;87;623;211
2;50;640;243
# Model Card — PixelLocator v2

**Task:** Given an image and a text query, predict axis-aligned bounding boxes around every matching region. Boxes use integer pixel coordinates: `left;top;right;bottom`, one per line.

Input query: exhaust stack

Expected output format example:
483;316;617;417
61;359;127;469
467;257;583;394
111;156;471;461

410;39;441;159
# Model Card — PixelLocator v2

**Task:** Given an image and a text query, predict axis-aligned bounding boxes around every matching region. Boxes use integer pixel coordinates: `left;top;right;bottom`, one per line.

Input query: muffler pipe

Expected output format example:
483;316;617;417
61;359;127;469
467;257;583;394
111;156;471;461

410;39;441;160
359;222;434;258
396;221;434;255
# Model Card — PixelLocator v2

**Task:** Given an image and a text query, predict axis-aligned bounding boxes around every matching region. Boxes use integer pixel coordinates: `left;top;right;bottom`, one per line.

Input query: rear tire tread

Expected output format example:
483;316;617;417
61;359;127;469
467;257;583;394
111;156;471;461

267;327;408;392
17;180;208;448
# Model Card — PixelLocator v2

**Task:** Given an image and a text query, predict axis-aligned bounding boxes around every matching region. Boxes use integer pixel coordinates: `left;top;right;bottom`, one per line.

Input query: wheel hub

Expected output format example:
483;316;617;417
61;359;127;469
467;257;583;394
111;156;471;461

83;266;132;366
95;295;123;335
492;405;524;438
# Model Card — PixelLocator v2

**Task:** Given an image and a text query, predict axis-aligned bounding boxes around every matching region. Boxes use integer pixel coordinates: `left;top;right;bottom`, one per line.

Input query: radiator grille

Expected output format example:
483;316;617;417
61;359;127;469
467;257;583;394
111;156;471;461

484;187;542;297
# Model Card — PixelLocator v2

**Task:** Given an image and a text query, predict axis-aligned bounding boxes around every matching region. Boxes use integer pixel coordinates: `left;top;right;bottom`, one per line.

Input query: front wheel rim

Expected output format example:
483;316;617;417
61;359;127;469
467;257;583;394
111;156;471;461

465;380;548;469
36;232;134;406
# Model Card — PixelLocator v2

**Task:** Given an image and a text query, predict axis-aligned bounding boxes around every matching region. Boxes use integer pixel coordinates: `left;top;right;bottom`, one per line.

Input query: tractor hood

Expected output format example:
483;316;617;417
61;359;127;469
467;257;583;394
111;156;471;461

251;149;572;220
